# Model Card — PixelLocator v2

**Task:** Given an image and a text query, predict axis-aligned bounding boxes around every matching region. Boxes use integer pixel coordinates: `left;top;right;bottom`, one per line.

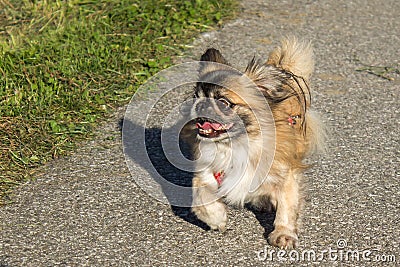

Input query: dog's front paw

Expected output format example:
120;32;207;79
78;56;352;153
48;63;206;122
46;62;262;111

192;201;227;232
268;226;298;249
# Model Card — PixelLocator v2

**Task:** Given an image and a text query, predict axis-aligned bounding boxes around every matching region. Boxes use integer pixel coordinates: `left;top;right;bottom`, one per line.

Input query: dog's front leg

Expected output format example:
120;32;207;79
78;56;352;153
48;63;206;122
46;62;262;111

191;174;227;232
268;171;302;249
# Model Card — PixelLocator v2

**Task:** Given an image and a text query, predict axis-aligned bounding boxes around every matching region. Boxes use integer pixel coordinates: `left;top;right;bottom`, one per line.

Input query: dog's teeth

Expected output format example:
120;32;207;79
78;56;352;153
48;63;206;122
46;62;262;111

223;123;233;130
199;128;213;134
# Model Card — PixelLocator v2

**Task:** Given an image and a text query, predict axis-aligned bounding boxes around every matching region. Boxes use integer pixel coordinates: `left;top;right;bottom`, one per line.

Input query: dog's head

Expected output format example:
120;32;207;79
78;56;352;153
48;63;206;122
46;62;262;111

191;47;310;142
191;48;255;141
192;52;247;141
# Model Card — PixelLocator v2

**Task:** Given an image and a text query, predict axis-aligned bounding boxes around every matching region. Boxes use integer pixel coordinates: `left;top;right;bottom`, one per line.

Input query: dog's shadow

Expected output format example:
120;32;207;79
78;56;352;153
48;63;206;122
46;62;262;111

246;204;276;239
121;118;276;235
121;118;209;230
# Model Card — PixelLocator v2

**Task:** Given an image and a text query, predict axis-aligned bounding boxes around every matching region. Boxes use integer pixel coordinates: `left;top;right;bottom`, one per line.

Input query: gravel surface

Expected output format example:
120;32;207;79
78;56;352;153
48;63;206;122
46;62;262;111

1;0;399;266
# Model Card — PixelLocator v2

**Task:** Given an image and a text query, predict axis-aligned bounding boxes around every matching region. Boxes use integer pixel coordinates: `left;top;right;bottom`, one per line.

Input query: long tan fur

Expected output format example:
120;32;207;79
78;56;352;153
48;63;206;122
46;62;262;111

190;37;326;249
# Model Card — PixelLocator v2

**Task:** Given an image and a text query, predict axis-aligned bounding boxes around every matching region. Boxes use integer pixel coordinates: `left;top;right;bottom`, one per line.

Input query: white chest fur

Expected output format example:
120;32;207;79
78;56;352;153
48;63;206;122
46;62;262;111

196;136;275;206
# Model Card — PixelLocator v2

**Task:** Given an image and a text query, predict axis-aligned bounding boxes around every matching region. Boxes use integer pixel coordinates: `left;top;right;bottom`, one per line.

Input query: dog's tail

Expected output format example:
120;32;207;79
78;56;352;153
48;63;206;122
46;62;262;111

305;109;328;156
267;36;314;81
268;37;327;156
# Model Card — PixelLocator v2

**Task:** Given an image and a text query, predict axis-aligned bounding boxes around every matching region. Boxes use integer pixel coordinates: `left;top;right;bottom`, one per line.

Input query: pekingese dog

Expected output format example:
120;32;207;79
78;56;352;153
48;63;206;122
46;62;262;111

186;37;325;249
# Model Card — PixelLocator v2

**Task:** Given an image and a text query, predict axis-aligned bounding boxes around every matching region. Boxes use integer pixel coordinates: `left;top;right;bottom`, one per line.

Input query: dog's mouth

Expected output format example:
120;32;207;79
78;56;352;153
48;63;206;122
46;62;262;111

195;118;234;138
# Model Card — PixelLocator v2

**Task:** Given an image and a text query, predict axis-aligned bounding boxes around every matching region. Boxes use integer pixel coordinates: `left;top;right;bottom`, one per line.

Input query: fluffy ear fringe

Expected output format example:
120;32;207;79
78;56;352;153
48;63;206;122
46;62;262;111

267;36;314;81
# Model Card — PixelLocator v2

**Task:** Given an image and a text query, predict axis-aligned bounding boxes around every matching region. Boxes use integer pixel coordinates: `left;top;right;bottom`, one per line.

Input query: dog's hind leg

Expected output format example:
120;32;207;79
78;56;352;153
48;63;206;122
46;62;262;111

267;170;303;249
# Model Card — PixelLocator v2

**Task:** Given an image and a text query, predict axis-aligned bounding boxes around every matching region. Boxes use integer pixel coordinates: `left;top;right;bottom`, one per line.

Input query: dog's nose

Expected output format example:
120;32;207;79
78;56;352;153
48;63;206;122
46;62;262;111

195;98;214;115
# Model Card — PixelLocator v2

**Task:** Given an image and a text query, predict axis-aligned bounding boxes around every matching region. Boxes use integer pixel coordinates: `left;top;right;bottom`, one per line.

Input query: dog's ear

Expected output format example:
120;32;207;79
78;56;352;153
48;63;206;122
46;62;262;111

245;58;287;99
200;48;228;64
246;57;310;112
199;48;229;76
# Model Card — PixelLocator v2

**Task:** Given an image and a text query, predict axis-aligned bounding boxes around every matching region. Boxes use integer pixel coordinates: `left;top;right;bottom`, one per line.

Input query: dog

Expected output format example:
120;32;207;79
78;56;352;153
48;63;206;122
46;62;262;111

185;37;326;249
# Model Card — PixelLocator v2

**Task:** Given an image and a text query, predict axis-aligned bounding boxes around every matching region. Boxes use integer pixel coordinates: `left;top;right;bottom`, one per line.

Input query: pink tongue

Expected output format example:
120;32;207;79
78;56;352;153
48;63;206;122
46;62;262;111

196;121;222;130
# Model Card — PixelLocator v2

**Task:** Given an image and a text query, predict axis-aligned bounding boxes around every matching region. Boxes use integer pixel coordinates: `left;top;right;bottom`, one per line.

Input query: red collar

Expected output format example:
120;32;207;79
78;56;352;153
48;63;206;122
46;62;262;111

213;171;224;186
288;115;300;126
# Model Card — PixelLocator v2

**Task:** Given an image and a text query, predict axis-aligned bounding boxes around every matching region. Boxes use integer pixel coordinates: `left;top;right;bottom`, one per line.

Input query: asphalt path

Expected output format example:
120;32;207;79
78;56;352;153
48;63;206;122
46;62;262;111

1;0;399;266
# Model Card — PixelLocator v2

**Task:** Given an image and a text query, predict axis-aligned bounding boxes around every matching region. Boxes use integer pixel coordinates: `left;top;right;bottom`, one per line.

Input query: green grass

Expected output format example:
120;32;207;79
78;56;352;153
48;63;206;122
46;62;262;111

0;0;237;203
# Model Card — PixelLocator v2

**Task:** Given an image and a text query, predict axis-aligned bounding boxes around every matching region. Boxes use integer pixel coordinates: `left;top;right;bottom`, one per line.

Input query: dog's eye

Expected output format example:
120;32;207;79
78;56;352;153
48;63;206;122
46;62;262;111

217;98;231;109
